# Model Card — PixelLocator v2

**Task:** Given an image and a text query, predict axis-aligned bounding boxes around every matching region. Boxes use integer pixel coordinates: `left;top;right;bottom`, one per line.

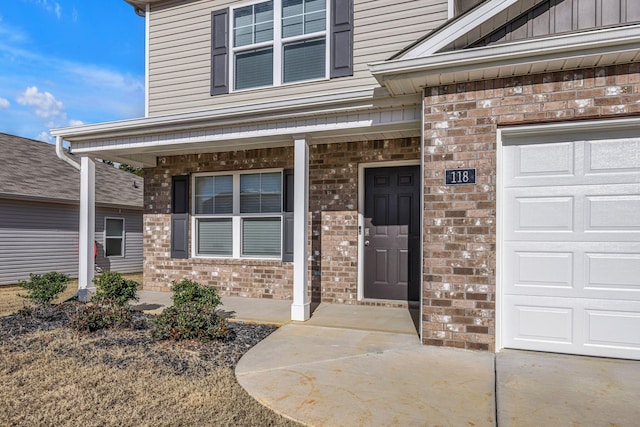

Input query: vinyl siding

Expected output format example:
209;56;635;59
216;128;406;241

95;208;144;274
0;199;142;286
148;0;448;116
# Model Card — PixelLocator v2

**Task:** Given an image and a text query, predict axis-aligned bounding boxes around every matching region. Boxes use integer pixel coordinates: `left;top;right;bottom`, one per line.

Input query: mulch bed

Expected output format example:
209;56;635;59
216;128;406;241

0;303;278;375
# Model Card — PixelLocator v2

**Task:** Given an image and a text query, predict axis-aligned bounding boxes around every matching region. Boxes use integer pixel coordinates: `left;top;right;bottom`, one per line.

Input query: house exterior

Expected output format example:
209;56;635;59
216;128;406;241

0;133;144;285
51;0;640;361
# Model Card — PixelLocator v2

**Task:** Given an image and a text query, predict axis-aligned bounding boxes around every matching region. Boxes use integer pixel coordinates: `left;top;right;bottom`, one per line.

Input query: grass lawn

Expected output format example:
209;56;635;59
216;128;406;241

0;275;300;427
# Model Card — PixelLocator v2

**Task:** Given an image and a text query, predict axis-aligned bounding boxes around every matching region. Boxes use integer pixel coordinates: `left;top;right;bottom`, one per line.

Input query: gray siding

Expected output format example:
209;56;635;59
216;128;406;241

470;0;640;48
95;208;144;274
0;198;142;286
147;0;448;116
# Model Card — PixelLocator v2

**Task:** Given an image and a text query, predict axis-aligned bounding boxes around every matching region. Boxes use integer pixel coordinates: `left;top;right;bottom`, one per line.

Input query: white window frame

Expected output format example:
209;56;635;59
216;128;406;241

192;169;284;259
104;217;125;258
230;0;331;92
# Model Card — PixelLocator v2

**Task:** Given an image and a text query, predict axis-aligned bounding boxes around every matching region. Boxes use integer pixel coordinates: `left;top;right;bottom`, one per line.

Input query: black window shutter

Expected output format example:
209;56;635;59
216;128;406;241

282;169;294;262
330;0;353;78
171;175;189;259
211;8;229;96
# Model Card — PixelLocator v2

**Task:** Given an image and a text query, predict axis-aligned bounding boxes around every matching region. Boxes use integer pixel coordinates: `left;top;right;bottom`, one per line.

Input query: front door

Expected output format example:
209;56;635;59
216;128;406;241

364;166;420;301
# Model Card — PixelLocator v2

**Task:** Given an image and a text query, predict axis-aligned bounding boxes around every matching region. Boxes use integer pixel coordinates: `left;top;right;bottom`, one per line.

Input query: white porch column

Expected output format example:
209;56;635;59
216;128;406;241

78;156;96;301
291;136;310;321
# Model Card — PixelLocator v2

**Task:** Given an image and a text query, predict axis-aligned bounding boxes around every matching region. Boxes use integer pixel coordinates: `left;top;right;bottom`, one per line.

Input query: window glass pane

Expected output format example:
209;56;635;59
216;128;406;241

235;48;273;89
240;173;282;213
234;5;253;28
234;26;253;47
283;38;325;83
282;0;303;17
255;21;274;43
105;219;123;237
305;0;325;13
198;219;233;256
304;10;325;33
105;238;123;257
234;1;273;47
282;16;303;38
214;175;233;214
195;175;233;214
242;218;281;256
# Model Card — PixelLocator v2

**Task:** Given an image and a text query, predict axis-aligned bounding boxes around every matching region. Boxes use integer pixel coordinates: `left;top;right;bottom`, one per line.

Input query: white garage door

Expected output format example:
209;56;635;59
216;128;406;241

502;136;640;360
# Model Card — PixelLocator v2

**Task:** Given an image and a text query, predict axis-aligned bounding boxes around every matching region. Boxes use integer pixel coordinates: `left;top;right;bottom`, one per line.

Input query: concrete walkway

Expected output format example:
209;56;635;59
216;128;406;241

135;292;640;426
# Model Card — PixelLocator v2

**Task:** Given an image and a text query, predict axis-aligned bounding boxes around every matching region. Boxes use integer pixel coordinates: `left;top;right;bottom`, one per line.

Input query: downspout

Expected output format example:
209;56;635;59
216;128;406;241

55;135;80;170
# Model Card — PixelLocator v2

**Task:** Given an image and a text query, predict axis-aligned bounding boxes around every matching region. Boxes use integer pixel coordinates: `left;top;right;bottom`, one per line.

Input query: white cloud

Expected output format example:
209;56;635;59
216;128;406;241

68;119;85;126
30;1;62;19
17;86;63;118
72;8;78;22
68;65;144;93
0;97;9;108
36;131;53;143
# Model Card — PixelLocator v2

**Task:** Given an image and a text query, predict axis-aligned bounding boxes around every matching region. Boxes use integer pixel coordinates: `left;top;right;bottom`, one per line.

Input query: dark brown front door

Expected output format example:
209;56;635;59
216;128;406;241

364;166;420;301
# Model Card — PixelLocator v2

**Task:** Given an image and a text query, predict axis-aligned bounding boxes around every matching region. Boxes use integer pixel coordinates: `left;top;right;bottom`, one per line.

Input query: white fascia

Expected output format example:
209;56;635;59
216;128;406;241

401;0;520;59
370;24;640;87
50;88;377;142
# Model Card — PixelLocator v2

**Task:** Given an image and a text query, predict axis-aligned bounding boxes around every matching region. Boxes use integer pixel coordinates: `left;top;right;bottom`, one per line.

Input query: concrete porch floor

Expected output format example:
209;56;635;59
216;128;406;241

135;291;640;426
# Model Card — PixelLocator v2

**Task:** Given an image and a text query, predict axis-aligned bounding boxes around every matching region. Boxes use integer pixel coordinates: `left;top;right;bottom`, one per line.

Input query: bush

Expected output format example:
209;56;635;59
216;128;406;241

152;302;228;341
68;303;133;332
171;279;222;308
18;272;69;306
92;271;138;307
152;279;227;341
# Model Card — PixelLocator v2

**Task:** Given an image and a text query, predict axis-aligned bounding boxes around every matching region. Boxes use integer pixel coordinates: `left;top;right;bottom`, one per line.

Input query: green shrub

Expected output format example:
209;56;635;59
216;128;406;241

152;279;227;341
18;272;69;306
68;303;132;332
151;302;228;341
92;271;138;307
171;279;222;308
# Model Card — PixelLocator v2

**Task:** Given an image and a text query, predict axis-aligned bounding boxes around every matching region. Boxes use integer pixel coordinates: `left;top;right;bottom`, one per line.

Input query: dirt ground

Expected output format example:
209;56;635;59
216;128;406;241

0;277;301;427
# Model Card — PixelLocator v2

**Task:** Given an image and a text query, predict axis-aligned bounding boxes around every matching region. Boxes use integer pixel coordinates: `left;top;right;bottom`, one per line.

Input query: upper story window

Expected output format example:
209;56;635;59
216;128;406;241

231;0;327;90
211;0;353;96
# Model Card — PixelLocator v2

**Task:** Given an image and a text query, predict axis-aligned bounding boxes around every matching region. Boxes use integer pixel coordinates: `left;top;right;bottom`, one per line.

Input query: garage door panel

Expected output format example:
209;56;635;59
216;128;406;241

585;253;640;291
504;186;640;242
504;295;640;359
585;195;640;231
505;139;640;188
505;242;640;300
585;138;640;174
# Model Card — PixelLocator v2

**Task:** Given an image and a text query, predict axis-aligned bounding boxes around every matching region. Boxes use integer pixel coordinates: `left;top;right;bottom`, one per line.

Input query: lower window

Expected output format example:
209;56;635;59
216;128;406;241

193;171;283;258
105;218;125;257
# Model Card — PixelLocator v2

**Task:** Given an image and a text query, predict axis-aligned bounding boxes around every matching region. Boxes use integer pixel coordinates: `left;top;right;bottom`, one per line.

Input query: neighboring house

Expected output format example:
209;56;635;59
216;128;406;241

51;0;640;361
0;133;143;285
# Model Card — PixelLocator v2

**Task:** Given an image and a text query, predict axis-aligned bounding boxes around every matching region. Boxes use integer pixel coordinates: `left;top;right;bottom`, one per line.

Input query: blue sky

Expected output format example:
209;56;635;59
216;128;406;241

0;0;145;142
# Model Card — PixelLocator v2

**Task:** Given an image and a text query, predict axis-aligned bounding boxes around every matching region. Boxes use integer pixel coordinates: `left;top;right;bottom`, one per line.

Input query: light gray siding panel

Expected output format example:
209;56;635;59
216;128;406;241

471;0;640;48
148;0;448;116
95;208;143;274
0;199;142;286
0;199;79;285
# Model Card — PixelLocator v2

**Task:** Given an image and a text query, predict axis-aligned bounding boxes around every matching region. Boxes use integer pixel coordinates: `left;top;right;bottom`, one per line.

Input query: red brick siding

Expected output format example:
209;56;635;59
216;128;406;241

143;138;420;304
422;64;640;350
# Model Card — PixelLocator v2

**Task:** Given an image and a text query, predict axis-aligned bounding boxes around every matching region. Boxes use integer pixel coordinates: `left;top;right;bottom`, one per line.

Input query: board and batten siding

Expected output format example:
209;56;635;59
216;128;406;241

148;0;448;116
0;199;143;286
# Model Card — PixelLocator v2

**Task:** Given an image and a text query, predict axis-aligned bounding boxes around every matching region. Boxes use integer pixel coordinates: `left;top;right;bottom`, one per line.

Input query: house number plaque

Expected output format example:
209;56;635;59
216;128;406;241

445;168;476;185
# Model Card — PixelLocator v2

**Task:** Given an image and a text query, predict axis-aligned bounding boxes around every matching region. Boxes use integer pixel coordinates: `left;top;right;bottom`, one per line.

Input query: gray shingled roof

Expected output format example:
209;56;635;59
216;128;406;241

0;133;143;209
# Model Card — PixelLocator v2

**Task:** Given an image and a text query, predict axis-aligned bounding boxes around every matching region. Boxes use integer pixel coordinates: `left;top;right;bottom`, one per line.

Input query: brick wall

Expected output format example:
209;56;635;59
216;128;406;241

143;138;420;303
422;64;640;350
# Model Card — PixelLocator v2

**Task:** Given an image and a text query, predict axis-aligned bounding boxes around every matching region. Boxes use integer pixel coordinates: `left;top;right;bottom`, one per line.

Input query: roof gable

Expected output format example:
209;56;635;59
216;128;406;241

0;133;143;208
